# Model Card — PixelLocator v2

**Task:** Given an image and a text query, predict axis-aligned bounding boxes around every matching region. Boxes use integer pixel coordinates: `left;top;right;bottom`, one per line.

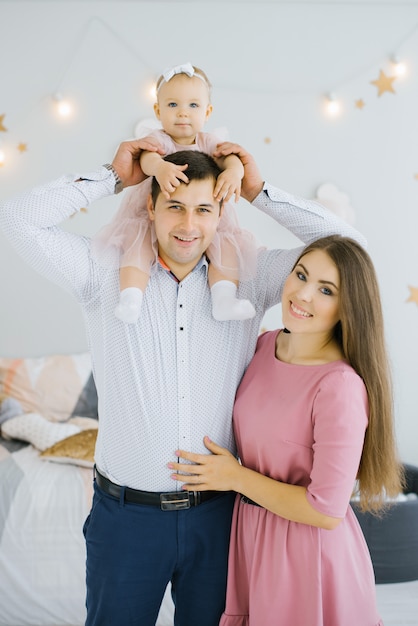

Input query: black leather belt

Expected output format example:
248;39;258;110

95;467;220;510
241;495;261;507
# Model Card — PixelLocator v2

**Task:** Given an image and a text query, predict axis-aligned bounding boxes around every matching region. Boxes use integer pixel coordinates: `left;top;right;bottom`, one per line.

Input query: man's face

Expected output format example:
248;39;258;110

147;178;222;281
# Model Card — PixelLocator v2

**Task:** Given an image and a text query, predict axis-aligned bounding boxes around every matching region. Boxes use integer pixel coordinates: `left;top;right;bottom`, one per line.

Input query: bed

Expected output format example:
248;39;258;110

352;463;418;584
0;351;174;626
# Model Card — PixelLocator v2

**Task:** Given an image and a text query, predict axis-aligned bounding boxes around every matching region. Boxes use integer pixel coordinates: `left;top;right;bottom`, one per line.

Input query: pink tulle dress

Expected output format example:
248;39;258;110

91;129;257;282
220;330;384;626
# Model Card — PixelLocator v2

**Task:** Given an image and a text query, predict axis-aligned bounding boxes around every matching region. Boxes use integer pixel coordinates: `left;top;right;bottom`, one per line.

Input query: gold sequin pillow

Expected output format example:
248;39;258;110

40;429;97;468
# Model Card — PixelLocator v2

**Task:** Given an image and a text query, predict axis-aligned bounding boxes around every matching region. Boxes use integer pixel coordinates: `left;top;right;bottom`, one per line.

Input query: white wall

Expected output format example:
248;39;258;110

1;1;418;464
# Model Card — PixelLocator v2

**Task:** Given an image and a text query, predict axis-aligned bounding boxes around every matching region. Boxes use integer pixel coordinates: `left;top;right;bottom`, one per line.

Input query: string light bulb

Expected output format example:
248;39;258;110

390;55;407;78
52;92;73;118
142;78;157;102
150;82;157;100
0;147;5;166
324;93;341;117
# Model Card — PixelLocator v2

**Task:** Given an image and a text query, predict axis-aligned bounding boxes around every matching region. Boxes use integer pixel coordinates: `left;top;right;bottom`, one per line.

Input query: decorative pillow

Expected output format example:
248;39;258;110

0;353;98;422
1;413;81;451
40;429;98;468
68;416;99;430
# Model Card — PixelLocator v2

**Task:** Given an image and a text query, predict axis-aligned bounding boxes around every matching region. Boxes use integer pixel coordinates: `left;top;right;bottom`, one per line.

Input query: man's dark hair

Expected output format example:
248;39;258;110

150;150;222;205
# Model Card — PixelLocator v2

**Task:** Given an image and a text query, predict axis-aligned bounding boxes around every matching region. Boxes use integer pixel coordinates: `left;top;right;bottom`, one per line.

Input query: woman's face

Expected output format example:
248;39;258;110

281;249;341;335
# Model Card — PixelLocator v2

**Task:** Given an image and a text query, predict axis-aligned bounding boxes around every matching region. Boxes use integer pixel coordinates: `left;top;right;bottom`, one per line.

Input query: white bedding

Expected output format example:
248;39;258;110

0;444;91;625
0;443;175;626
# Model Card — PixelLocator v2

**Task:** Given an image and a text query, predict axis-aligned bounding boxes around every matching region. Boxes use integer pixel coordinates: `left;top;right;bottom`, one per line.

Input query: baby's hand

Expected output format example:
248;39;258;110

214;169;242;203
155;161;189;199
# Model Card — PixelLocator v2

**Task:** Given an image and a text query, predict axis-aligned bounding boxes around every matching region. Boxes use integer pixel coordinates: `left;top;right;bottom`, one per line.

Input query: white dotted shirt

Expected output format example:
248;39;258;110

0;167;366;491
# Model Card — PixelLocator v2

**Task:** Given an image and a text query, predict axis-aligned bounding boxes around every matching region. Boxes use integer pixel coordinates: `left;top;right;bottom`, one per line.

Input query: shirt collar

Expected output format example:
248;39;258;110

157;255;208;282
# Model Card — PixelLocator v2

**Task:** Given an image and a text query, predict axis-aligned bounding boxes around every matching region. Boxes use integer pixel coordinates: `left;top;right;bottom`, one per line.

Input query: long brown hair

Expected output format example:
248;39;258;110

295;235;403;513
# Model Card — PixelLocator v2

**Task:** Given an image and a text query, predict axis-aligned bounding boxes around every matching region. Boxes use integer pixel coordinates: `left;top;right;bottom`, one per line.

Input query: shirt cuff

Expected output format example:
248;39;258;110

30;167;118;207
68;166;118;204
78;166;117;187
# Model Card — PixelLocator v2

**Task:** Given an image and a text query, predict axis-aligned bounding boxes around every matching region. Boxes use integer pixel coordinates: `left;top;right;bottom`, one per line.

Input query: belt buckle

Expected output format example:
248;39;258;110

160;492;191;511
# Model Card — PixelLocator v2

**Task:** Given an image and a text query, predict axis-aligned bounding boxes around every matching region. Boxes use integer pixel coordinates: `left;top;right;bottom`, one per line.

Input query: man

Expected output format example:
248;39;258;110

0;140;366;626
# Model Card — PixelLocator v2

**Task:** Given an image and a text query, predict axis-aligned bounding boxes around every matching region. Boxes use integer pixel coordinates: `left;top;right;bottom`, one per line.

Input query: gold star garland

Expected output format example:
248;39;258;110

406;286;418;307
370;69;397;97
0;27;414;234
354;68;397;110
0;114;29;157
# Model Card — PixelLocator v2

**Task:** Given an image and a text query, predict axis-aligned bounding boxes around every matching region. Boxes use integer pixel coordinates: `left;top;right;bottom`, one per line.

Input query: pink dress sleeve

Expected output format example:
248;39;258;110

306;369;369;518
146;129;178;155
195;131;224;156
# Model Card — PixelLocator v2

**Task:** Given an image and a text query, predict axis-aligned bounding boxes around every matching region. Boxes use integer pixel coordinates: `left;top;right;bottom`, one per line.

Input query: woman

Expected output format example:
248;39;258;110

169;235;403;626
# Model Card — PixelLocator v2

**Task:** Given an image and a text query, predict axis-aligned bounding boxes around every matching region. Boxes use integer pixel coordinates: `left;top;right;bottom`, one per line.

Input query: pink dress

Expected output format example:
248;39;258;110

220;330;383;626
91;130;257;281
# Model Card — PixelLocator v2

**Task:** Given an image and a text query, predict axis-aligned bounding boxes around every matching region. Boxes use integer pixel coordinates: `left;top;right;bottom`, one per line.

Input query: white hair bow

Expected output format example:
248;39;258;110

162;62;195;82
157;62;208;93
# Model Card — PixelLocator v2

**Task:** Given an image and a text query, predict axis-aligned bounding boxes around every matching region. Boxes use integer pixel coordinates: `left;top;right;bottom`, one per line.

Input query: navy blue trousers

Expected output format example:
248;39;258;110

83;481;235;626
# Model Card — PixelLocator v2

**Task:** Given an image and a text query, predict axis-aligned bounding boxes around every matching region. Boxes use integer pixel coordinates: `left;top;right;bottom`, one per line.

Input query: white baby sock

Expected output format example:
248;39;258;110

211;280;256;321
115;287;144;324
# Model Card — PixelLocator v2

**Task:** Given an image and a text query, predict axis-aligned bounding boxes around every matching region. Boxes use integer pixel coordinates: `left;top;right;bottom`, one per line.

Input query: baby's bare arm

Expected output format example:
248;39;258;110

140;142;189;199
213;153;244;203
